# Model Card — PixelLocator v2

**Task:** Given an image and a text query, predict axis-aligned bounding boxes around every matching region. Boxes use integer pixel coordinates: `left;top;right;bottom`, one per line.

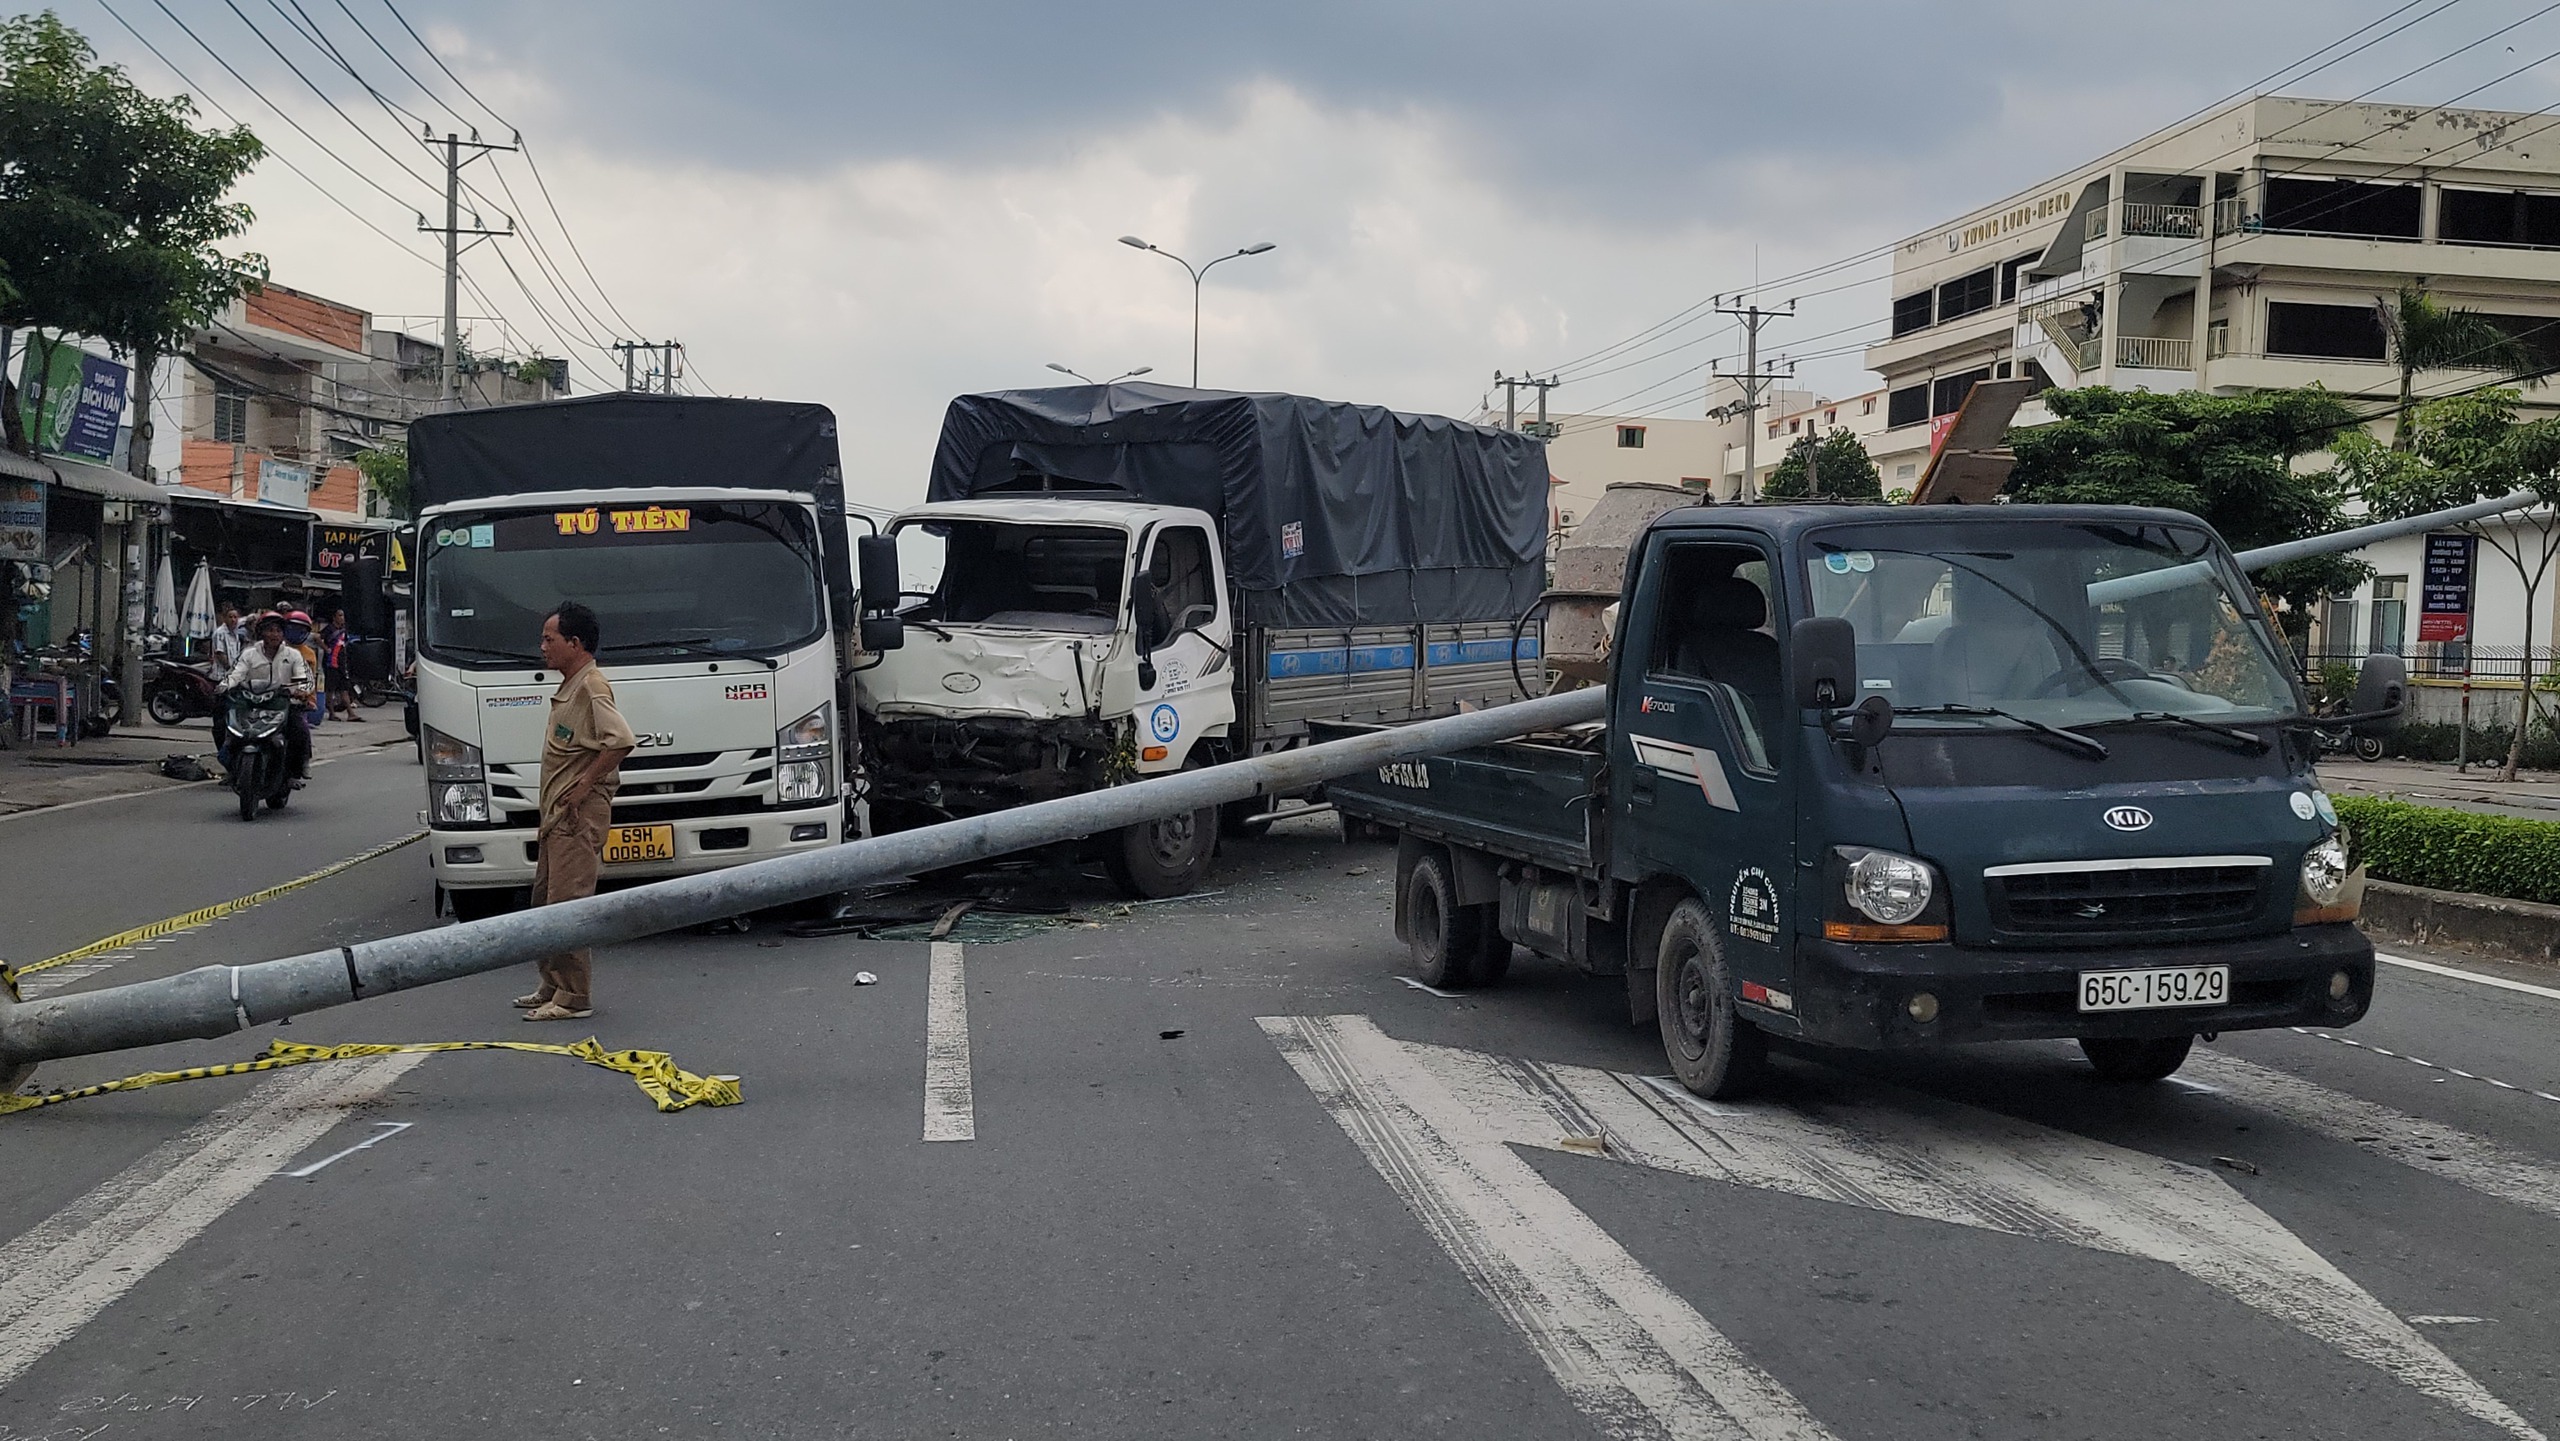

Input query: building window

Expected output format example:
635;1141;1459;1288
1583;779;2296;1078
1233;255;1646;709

1767;423;1780;439
2266;302;2387;360
1896;463;1917;481
1887;384;1929;428
2439;188;2560;248
1616;425;1645;448
2262;177;2421;239
1932;367;1992;417
2473;312;2560;370
2321;592;2362;658
1824;408;1837;424
2370;577;2407;654
1936;268;1996;324
1892;290;1933;337
1788;419;1801;433
212;380;249;444
2023;358;2057;393
1995;360;2013;379
1861;397;1876;415
1998;251;2040;303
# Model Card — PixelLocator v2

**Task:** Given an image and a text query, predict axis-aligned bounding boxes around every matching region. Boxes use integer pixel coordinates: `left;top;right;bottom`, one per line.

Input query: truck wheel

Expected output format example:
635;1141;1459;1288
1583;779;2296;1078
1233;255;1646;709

1404;849;1492;988
2079;1035;2193;1083
1655;899;1766;1099
1106;806;1216;899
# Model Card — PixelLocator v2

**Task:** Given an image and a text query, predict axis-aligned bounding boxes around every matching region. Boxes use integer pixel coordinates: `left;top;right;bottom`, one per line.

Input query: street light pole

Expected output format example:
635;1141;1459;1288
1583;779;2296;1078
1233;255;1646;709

1046;363;1155;385
1118;236;1275;386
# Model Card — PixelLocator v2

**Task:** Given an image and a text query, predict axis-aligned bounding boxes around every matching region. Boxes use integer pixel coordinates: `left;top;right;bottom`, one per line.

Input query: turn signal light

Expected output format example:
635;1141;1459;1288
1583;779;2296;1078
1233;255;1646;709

1824;920;1949;942
1141;745;1169;761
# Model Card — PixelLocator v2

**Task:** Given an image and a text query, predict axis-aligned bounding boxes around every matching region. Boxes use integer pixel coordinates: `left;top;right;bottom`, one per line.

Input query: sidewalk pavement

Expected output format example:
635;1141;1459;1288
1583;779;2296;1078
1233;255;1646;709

0;711;411;817
2315;756;2560;823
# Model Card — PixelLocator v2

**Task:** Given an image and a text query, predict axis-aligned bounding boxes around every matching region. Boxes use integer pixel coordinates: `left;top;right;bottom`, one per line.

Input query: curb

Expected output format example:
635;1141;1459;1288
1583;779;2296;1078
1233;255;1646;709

2358;879;2560;971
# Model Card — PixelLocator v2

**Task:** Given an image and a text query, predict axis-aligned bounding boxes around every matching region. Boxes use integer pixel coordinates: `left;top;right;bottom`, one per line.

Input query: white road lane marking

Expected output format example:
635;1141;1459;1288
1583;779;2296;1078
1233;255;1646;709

1396;976;1464;999
923;941;974;1142
2379;952;2560;1003
1268;1017;2546;1441
1263;1014;1837;1441
2410;1315;2493;1326
275;1121;413;1179
2186;1048;2560;1223
0;1053;427;1390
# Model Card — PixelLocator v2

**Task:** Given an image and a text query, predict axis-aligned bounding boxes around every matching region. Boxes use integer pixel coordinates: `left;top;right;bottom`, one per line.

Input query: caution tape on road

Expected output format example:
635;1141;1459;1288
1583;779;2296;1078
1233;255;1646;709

0;1037;743;1116
1;830;427;999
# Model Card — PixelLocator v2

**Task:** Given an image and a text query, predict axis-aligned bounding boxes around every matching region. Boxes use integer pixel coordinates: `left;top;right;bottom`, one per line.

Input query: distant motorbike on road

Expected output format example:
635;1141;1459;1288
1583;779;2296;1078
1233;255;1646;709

219;686;296;820
145;656;223;726
2316;722;2387;763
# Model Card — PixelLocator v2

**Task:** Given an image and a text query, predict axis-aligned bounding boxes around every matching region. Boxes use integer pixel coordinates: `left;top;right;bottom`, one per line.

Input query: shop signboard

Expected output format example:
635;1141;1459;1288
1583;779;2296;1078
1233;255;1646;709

259;459;312;510
13;346;126;460
309;523;385;576
2418;531;2476;643
0;478;43;563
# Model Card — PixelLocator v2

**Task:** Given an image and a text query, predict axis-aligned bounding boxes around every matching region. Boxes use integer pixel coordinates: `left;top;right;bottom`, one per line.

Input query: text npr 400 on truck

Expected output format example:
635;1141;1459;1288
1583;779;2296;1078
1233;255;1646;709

1326;495;2407;1097
853;383;1549;897
408;395;863;919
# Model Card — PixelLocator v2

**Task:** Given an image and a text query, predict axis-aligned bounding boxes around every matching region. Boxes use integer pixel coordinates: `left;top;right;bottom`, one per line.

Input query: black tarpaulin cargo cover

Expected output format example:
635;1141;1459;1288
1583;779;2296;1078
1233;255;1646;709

924;383;1548;627
407;393;842;510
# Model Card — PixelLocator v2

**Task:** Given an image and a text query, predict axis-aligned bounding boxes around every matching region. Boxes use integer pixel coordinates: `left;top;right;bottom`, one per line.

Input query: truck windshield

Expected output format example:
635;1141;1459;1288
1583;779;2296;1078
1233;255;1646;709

421;501;824;664
1801;520;2300;726
895;519;1128;633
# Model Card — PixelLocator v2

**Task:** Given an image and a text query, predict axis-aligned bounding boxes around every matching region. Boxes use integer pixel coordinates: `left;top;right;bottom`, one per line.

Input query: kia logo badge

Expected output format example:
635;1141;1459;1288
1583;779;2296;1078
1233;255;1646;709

2103;805;2153;832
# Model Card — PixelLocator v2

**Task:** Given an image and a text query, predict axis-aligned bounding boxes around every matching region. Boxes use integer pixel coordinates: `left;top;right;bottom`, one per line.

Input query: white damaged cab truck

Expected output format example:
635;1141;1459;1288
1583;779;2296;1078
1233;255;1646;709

408;394;866;919
855;383;1549;897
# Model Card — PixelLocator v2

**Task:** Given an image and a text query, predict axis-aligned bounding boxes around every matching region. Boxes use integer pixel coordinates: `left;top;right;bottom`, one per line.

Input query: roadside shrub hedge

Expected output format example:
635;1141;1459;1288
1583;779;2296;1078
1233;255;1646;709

2335;795;2560;906
2382;720;2560;770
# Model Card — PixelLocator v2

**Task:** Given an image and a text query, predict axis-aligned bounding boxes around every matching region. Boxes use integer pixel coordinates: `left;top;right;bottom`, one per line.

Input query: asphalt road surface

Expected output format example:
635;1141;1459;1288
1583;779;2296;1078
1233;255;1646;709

0;747;2554;1440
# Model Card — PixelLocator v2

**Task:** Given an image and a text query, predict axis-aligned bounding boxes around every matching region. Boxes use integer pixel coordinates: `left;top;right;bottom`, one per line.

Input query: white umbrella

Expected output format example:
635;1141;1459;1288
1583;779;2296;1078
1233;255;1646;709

179;561;216;641
151;552;179;635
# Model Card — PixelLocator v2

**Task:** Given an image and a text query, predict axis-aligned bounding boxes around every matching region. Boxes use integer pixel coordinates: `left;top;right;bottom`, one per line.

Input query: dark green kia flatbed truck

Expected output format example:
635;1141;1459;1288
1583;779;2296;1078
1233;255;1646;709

1322;502;2401;1098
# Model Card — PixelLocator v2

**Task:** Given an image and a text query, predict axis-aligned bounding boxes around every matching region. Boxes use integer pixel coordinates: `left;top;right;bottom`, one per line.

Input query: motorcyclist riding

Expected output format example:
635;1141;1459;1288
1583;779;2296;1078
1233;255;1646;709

219;612;315;784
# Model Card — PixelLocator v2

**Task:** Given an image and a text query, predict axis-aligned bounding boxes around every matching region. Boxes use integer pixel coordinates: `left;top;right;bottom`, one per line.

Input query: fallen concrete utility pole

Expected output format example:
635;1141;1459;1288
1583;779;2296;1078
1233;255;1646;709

0;687;1609;1070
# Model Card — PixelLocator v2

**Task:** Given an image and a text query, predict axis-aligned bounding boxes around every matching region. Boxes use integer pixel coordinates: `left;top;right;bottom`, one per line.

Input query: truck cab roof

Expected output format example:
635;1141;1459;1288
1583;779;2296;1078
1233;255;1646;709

890;497;1212;532
1646;502;2220;541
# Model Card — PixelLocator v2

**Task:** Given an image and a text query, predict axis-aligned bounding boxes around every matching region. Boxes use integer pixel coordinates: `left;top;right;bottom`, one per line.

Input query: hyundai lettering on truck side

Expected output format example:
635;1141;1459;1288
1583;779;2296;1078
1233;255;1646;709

408;395;862;920
854;383;1547;899
1324;500;2405;1098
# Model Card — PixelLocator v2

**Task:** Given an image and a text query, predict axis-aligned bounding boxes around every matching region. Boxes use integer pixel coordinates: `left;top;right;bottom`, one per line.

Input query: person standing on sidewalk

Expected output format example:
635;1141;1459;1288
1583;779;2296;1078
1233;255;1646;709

516;600;636;1022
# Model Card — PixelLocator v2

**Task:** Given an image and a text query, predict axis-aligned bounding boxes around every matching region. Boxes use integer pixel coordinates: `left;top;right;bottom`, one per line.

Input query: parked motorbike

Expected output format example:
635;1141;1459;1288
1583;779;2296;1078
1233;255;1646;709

145;656;223;725
2316;723;2387;763
219;686;296;820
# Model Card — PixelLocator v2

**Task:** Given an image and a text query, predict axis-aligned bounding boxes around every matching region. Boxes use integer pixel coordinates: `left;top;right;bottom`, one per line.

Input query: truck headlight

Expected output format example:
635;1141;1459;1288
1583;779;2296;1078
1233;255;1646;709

425;726;490;826
777;703;833;804
1847;850;1934;925
2293;831;2363;924
1822;846;1950;942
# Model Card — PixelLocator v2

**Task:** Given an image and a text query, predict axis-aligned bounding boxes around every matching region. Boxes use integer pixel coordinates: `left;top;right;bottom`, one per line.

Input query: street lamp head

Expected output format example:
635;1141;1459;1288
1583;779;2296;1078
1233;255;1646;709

1124;365;1154;378
1239;242;1276;255
1045;362;1076;375
1118;235;1153;250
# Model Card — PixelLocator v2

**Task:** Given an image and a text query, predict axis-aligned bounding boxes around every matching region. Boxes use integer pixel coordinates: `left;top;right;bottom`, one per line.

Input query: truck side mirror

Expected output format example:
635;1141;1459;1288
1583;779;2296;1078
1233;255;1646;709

1790;616;1858;709
2348;653;2406;734
857;534;900;614
860;615;905;653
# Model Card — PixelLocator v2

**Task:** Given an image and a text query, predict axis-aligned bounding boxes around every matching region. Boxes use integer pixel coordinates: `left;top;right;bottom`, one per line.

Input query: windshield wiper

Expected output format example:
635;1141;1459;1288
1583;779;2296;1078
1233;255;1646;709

432;643;538;664
1892;703;2110;759
605;638;781;669
2087;710;2271;755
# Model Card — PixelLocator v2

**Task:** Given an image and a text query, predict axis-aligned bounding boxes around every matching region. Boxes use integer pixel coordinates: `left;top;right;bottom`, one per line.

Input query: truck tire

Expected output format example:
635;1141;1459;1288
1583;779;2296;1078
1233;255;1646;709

1106;805;1216;899
1404;848;1494;988
2079;1035;2193;1083
1655;899;1766;1099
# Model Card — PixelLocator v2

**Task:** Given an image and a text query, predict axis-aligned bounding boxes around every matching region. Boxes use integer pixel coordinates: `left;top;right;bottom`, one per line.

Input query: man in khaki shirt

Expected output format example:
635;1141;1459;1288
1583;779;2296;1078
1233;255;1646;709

516;601;636;1021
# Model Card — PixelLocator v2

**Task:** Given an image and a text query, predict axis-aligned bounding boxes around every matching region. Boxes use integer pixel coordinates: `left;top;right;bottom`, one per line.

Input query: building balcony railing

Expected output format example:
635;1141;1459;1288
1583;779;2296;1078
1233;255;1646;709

2116;335;2192;370
2121;202;2202;239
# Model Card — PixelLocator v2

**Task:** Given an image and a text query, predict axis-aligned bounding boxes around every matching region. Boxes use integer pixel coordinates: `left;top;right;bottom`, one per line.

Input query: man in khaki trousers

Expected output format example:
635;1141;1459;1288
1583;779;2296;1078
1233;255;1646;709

517;601;636;1021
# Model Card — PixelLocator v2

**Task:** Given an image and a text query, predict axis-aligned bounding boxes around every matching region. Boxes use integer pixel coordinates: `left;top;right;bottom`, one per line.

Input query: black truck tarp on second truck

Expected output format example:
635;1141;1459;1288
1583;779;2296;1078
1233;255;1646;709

925;382;1550;627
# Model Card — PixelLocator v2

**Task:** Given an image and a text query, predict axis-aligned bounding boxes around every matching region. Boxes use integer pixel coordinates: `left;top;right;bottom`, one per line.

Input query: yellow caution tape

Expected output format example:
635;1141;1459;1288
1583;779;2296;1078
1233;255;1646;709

2;831;427;999
0;1037;742;1116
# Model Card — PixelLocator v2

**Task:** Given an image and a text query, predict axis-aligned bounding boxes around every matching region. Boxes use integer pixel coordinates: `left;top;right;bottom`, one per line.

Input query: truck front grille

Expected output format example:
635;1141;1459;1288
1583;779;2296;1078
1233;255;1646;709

1985;858;2270;943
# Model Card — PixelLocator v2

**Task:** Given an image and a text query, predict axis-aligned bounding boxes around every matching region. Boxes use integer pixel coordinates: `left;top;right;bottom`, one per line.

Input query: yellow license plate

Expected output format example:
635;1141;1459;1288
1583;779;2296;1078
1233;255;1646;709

603;824;675;863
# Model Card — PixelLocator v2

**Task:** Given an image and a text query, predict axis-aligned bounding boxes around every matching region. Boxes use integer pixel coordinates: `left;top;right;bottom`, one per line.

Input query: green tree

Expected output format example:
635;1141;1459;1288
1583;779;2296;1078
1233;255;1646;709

2334;388;2560;781
1763;428;1882;500
2375;284;2540;450
0;11;265;470
356;442;410;519
2004;385;2368;624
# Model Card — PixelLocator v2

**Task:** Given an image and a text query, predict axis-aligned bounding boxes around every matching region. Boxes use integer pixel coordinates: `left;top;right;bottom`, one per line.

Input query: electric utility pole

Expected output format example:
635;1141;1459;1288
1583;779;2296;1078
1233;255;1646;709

1491;372;1561;436
1710;296;1795;501
417;130;517;409
611;341;685;394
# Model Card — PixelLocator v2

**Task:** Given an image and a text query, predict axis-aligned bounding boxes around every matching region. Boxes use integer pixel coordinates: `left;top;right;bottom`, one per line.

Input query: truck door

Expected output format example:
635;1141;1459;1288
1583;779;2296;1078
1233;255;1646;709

1615;534;1798;1005
1131;522;1236;773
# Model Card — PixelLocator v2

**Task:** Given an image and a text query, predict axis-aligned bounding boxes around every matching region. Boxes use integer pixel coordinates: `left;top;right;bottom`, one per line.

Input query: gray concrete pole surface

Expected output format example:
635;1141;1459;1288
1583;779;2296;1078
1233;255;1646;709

0;687;1610;1070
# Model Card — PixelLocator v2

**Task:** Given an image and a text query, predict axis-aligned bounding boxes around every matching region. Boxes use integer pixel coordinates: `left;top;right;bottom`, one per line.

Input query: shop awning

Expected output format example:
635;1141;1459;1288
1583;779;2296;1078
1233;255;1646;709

48;455;173;505
0;448;50;484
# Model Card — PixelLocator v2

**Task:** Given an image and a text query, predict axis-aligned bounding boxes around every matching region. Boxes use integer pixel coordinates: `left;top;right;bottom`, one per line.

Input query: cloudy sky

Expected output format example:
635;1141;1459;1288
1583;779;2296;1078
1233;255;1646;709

68;0;2560;506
